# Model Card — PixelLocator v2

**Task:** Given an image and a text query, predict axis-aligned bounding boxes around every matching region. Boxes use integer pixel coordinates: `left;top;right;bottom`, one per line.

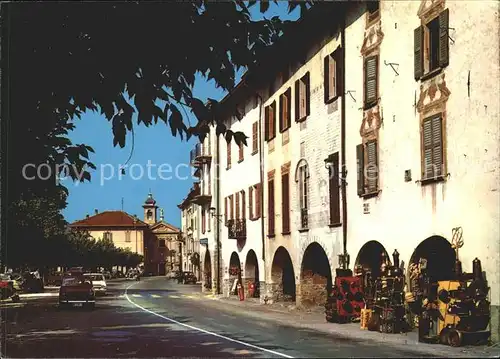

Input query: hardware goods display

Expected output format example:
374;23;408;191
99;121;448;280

325;269;365;324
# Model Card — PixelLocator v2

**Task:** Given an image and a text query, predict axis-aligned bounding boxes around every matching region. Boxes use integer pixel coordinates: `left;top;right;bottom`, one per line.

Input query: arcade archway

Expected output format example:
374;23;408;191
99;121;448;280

270;246;296;302
203;251;212;290
300;242;332;307
244;250;260;298
228;251;242;296
355;240;391;279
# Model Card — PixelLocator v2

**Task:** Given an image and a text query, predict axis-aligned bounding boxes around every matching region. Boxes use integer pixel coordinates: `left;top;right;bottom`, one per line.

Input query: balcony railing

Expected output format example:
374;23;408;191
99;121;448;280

190;142;212;167
227;219;246;240
300;208;308;229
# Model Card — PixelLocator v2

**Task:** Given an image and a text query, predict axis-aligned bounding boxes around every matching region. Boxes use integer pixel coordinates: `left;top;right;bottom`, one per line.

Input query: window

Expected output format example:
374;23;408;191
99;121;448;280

252;121;258;155
327;152;341;225
226;141;231;169
103;231;113;241
238;143;244;162
281;164;291;234
249;183;261;221
235;192;240;219
202;208;206;234
159;239;166;248
295;73;310;122
366;0;380;24
267;174;275;236
240;190;246;219
364;55;378;109
229;195;234;220
414;9;449;80
224;197;228;223
279;88;292;132
356;140;379;197
324;48;343;103
207;165;211;195
147;210;152;221
297;163;309;229
421;115;444;181
125;230;131;242
264;102;276;141
248;186;254;219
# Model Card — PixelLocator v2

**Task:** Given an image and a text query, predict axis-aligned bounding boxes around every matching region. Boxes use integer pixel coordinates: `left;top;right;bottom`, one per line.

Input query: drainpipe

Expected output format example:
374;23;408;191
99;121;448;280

215;131;221;294
340;12;349;269
256;93;265;264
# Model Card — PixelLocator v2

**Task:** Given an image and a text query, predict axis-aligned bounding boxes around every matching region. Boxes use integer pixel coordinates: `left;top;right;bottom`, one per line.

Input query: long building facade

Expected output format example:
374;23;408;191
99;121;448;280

179;0;500;341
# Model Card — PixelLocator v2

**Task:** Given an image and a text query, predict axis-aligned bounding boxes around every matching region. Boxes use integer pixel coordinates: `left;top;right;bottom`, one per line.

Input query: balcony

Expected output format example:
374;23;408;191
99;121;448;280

227;219;246;240
190;142;212;167
191;181;211;205
300;208;308;229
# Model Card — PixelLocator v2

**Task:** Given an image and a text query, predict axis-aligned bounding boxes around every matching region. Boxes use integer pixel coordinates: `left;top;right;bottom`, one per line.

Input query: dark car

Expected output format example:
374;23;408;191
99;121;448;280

182;271;197;284
59;275;95;309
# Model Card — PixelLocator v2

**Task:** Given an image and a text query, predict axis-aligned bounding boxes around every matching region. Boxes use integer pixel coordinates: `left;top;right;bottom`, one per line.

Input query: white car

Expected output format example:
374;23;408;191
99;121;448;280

84;273;107;296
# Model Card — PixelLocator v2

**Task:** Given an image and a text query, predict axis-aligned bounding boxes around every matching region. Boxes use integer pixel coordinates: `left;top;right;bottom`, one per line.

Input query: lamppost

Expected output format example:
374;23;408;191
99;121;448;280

209;206;223;295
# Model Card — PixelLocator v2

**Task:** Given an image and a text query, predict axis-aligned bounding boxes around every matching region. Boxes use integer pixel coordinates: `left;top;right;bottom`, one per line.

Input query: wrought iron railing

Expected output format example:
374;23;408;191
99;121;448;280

300;208;308;229
227;219;246;239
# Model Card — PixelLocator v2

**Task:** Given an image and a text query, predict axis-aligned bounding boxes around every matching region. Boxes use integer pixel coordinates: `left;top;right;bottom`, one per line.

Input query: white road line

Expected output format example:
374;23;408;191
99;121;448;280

131;294;142;298
168;295;180;298
124;284;293;359
151;294;161;298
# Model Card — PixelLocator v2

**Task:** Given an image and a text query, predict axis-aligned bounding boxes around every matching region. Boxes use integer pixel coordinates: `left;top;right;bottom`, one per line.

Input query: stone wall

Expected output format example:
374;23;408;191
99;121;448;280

298;269;328;308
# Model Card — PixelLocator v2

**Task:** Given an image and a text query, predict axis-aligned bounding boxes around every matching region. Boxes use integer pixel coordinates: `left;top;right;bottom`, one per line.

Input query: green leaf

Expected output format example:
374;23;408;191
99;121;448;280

260;0;270;13
168;104;183;138
233;131;248;146
224;130;233;143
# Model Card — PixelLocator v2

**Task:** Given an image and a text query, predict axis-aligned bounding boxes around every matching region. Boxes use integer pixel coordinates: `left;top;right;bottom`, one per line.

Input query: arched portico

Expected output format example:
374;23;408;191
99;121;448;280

227;251;242;296
203;250;212;291
299;242;332;308
270;246;296;302
244;250;260;298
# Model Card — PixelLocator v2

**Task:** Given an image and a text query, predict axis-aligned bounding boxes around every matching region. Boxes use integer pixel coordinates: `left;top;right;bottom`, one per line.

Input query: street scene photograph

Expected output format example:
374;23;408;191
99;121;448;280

1;1;499;358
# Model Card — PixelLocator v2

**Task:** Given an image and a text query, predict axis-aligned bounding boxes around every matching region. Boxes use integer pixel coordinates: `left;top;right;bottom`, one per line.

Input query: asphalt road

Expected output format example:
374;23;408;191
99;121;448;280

1;277;440;358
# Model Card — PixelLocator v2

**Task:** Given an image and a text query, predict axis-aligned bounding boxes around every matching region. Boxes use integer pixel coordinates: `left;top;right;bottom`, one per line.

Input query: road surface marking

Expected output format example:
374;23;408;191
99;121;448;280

151;294;161;298
183;295;195;299
125;284;293;359
131;294;142;298
168;295;180;298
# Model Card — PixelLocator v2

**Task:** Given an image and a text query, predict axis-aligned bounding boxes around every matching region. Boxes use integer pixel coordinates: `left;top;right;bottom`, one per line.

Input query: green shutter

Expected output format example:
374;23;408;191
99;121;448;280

364;56;378;107
366;140;378;193
414;26;424;80
356;144;365;196
439;9;450;68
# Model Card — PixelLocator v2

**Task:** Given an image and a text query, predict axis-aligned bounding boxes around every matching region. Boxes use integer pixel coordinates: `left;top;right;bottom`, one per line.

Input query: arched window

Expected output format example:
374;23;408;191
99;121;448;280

295;159;310;230
147;210;152;220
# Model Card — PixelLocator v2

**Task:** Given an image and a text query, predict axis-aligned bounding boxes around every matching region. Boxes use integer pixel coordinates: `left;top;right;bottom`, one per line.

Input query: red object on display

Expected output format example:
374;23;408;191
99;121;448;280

237;283;245;301
334;276;365;318
247;282;255;298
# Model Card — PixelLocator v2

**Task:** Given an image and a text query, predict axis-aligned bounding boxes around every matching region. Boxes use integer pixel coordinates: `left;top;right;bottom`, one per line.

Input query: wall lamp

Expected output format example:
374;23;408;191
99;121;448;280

324;155;334;170
209;207;223;218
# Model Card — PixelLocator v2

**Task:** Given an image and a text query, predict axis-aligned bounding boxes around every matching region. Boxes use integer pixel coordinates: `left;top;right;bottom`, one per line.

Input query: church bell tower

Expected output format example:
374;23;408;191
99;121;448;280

142;191;158;225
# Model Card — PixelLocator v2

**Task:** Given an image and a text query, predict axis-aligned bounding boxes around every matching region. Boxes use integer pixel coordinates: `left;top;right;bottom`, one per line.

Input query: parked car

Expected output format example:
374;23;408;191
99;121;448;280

0;274;16;300
166;271;181;280
59;275;95;309
83;273;107;296
101;271;112;280
182;271;197;284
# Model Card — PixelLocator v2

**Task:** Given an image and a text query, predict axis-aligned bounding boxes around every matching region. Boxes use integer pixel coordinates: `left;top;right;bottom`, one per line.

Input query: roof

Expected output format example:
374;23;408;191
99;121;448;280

150;221;181;233
143;192;157;206
177;183;200;210
69;211;149;228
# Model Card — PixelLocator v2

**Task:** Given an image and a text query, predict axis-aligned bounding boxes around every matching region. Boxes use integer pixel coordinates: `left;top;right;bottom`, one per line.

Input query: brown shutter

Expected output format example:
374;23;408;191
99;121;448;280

239;143;244;161
256;183;261;219
224;197;228;223
235;192;240;219
248;186;254;219
268;179;275;235
281;172;290;233
366;140;378;193
364;56;378;106
336;48;343;97
305;73;311;116
227;141;231;168
432;116;443;177
329;152;340;224
252;122;258;153
422;118;433;179
414;26;424;80
202;209;206;234
329;56;336;98
295;80;300;121
264;107;270;141
439;9;450;68
270;102;276;138
241;190;246;219
324;55;330;103
279;94;284;132
229;195;234;219
356;144;365;196
284;90;290;129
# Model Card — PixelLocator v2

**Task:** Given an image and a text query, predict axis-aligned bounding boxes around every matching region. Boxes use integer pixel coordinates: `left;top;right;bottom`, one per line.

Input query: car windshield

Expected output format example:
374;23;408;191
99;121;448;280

62;277;89;286
0;274;10;281
84;275;105;281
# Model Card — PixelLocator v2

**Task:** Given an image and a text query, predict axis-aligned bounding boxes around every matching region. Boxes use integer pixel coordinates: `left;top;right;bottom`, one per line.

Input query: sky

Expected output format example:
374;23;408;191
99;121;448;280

63;3;300;228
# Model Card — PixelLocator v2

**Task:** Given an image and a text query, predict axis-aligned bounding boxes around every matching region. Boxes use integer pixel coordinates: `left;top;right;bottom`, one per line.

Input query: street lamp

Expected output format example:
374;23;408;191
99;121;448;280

209;207;223;220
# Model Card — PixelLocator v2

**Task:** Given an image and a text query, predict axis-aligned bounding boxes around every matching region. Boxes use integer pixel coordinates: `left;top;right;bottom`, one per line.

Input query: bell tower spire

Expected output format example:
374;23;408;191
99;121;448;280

142;191;158;224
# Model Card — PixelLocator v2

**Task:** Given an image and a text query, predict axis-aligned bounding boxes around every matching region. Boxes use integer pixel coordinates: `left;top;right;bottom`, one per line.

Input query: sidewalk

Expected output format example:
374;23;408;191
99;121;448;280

190;292;500;358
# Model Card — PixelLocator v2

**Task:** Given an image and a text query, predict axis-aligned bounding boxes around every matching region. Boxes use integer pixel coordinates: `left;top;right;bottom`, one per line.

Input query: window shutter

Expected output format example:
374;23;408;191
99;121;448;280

414;26;424;80
329;56;336;98
324;55;330;103
329;152;340;224
252;122;258;153
356;144;365;196
305;73;311;116
264;107;270;141
241;190;246;219
364;56;378;106
366;141;378;193
279;94;284;132
256;183;261;218
248;186;254;219
202;209;206;234
235;192;240;219
423;119;433;179
224;197;228;223
295;80;300;121
268;179;275;235
336;48;343;97
270;103;276;139
285;89;291;128
281;173;290;233
439;9;450;68
229;195;234;219
432;116;443;177
239;143;244;161
227;142;231;167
